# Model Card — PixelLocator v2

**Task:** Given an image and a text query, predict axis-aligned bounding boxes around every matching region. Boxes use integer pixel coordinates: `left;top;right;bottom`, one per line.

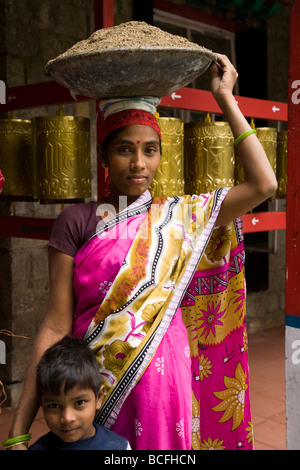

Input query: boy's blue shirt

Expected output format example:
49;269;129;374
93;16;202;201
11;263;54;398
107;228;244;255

28;423;130;450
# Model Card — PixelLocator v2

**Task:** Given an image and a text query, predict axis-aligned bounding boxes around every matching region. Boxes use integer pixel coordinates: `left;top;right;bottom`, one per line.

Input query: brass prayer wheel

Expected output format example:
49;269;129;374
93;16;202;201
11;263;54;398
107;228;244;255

32;111;91;203
184;119;234;194
0;118;33;199
276;130;287;198
150;117;184;197
235;127;277;188
256;127;277;176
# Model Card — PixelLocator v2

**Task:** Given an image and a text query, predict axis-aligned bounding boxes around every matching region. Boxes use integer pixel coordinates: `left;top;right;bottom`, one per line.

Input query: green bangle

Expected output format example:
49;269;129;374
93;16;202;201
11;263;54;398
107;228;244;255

2;433;31;447
234;129;257;147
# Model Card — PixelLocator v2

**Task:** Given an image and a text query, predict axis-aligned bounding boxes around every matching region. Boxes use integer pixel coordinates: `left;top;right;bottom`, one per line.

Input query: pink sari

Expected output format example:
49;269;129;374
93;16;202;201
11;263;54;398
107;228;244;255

72;189;253;450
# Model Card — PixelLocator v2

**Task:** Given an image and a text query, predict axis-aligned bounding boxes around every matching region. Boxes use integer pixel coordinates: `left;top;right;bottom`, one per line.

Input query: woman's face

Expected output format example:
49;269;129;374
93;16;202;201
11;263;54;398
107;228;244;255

104;124;161;202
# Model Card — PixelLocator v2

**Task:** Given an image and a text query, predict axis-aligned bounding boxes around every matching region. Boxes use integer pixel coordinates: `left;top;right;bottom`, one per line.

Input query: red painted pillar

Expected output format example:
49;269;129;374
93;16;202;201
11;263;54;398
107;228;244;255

286;0;300;324
95;0;114;201
94;0;114;30
286;0;300;450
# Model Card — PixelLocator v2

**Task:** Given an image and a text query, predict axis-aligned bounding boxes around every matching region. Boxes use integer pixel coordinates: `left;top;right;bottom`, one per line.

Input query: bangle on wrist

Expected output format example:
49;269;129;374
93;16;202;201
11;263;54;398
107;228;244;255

2;433;31;448
234;129;257;147
3;441;29;449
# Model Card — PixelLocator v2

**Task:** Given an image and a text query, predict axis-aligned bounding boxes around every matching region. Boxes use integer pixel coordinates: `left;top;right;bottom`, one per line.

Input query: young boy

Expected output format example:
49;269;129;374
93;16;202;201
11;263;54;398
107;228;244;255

29;336;130;450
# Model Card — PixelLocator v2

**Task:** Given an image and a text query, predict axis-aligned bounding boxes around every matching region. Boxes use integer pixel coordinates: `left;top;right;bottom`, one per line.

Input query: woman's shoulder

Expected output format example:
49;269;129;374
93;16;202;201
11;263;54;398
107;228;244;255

49;201;99;257
59;200;98;219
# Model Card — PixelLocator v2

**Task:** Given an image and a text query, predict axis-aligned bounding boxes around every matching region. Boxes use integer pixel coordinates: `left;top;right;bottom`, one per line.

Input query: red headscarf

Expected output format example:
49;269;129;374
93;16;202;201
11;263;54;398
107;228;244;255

102;108;161;143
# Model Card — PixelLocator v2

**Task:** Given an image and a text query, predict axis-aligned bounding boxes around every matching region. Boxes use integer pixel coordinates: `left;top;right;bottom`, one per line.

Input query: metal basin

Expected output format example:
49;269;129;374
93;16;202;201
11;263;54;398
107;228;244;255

45;47;216;99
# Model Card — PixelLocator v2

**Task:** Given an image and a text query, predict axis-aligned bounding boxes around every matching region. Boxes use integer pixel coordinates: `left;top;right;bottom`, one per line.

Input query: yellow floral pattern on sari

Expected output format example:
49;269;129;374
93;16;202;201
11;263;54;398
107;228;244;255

212;362;248;431
205;226;232;262
103;340;135;376
183;218;253;450
199;353;213;380
200;437;226;450
141;301;165;334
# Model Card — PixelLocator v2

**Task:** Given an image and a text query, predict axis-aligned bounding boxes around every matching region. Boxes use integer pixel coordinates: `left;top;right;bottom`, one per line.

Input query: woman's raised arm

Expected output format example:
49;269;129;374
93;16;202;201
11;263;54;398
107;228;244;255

211;54;278;227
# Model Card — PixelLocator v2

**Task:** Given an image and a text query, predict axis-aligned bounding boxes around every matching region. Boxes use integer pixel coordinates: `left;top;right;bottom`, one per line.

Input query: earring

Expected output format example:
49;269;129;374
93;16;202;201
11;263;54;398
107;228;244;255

104;175;111;197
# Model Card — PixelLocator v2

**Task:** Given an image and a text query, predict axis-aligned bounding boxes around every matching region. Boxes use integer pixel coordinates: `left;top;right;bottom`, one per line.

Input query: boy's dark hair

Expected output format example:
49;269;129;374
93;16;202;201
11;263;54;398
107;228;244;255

36;335;101;401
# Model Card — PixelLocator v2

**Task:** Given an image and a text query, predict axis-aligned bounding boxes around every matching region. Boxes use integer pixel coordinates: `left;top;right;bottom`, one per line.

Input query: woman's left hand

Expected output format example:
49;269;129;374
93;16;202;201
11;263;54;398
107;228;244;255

210;53;238;107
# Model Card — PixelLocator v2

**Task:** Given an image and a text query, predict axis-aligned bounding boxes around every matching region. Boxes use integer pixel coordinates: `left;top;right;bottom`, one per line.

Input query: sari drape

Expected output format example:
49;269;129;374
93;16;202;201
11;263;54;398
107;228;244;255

72;189;253;450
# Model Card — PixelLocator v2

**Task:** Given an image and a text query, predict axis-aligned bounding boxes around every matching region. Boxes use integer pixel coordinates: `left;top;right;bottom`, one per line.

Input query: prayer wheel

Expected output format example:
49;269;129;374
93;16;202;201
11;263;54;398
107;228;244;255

184;118;234;195
256;127;277;177
32;109;91;203
0;118;34;199
276;130;287;198
235;126;277;190
150;117;185;197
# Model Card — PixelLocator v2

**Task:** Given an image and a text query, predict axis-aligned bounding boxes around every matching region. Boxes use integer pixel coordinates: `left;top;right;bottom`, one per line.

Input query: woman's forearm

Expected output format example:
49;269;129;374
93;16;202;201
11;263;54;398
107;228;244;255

217;93;251;137
219;93;277;193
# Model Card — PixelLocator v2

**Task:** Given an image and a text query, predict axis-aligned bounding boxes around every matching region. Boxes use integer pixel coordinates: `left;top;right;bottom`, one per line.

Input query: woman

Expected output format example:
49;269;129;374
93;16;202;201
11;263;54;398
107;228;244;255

7;54;277;450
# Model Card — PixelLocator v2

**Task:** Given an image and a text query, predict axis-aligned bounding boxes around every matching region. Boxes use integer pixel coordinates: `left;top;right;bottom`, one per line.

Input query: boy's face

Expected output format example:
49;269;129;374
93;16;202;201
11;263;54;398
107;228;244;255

41;384;104;443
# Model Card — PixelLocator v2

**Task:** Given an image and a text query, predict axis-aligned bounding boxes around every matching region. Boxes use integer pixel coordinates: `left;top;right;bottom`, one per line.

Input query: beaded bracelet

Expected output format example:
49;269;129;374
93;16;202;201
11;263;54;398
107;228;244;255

234;129;257;148
2;433;31;448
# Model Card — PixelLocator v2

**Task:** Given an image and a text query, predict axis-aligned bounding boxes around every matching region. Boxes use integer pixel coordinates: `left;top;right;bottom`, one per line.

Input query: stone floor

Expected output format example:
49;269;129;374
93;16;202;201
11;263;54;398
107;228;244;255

0;325;286;450
247;324;286;450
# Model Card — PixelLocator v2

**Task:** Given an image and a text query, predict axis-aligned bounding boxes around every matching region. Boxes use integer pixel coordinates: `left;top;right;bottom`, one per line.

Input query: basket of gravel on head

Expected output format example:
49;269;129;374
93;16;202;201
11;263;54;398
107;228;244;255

45;21;216;99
